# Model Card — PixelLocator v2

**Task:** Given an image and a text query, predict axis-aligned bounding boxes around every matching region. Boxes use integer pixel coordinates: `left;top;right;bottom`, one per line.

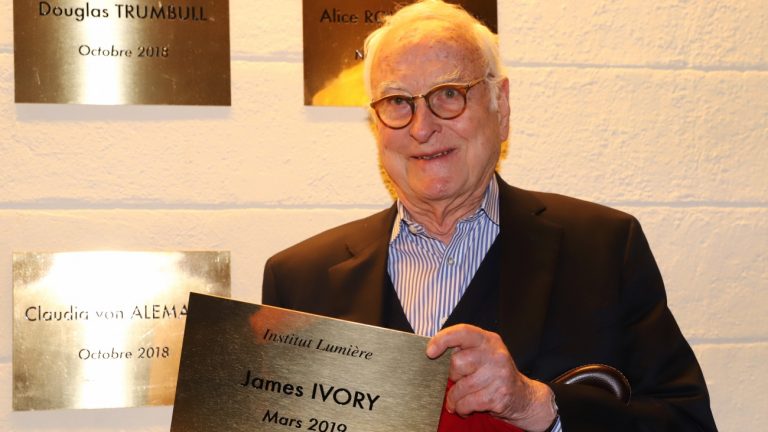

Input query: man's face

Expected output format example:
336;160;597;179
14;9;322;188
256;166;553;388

370;27;510;209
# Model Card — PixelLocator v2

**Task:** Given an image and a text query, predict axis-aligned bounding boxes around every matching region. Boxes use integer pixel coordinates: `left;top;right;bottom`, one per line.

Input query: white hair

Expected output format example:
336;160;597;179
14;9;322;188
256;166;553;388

363;0;506;109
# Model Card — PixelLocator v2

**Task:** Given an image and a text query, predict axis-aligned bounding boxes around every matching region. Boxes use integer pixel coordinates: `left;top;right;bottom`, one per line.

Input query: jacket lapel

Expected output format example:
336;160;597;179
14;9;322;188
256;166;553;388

327;205;400;327
497;178;563;372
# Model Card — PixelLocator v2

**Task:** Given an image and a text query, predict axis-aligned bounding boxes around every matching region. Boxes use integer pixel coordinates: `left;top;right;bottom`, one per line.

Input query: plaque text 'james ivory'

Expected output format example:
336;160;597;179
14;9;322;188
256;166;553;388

171;294;450;432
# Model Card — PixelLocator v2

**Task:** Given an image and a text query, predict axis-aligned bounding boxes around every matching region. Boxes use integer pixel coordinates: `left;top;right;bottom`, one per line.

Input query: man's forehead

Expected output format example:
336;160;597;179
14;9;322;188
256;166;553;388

380;21;476;57
371;26;482;92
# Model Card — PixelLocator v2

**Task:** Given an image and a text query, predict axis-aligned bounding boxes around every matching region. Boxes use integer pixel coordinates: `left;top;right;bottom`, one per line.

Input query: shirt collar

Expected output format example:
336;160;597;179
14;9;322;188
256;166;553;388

390;177;500;243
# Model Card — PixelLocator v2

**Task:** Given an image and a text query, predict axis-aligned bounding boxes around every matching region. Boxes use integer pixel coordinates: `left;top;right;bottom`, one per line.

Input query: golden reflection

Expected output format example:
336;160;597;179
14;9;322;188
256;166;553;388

311;62;368;107
13;0;230;105
12;251;230;411
78;20;126;104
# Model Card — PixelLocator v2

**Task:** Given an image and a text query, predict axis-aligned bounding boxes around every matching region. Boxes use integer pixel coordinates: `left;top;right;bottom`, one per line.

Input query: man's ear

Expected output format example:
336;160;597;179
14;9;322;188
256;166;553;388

368;108;381;135
497;78;511;141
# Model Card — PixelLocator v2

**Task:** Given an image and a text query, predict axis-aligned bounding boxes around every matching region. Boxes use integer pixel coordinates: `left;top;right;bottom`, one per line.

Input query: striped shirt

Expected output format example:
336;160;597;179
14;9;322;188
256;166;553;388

388;178;500;337
388;178;564;432
552;417;563;432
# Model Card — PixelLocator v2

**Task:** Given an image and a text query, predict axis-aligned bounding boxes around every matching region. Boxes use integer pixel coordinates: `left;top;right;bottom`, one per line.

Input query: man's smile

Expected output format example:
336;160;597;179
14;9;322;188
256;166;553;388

413;149;454;160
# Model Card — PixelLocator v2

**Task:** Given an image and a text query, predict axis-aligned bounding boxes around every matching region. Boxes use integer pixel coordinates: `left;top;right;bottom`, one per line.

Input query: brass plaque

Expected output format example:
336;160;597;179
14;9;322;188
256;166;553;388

13;0;230;105
302;0;497;106
171;293;450;432
12;251;231;411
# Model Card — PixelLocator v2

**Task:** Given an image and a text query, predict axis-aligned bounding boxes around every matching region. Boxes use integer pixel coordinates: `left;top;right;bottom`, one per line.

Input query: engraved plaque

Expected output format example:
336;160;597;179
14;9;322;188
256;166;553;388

171;293;450;432
303;0;497;106
12;251;231;411
13;0;230;105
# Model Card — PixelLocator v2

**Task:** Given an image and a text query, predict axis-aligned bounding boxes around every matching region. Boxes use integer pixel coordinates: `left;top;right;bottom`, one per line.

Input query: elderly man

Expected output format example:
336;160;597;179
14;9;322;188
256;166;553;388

263;1;717;431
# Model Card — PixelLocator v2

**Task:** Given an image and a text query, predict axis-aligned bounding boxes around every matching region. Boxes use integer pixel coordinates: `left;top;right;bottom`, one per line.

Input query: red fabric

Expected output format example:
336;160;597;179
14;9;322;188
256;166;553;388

437;381;523;432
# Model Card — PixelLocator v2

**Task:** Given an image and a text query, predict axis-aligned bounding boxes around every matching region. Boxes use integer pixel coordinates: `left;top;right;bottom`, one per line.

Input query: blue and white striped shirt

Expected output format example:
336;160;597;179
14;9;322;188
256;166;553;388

388;178;500;337
387;178;563;432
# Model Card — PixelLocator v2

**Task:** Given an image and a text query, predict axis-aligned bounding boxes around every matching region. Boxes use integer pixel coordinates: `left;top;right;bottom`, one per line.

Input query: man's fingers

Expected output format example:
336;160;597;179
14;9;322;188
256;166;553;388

446;367;489;402
447;344;491;380
426;324;486;359
446;377;497;416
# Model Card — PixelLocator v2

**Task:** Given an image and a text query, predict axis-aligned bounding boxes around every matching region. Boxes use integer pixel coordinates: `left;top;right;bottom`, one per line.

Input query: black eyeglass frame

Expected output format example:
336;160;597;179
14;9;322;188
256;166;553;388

369;77;486;129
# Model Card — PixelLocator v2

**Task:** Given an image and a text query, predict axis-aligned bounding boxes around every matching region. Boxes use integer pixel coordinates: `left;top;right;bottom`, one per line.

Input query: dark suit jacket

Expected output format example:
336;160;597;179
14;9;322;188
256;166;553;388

263;177;717;431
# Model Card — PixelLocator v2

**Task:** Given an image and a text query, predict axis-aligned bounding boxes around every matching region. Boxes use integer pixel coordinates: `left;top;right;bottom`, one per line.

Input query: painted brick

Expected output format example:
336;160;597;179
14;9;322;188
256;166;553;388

230;0;301;59
0;1;10;51
692;343;768;430
0;363;10;431
499;1;768;68
627;207;768;340
502;68;768;203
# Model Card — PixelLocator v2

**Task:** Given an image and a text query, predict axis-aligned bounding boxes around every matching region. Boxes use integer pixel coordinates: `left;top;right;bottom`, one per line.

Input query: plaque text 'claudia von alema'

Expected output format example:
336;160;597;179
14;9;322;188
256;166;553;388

13;251;231;410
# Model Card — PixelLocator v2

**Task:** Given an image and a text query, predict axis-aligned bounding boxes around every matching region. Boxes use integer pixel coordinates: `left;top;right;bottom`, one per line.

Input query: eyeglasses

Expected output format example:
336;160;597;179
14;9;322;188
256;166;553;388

370;77;486;129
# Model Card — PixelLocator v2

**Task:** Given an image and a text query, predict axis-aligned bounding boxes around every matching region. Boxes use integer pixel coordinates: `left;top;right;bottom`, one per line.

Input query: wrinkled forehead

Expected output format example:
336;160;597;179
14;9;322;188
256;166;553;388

371;22;484;92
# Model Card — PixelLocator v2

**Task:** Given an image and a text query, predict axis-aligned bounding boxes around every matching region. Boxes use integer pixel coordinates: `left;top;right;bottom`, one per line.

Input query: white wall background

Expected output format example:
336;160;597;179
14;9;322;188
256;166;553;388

1;0;766;430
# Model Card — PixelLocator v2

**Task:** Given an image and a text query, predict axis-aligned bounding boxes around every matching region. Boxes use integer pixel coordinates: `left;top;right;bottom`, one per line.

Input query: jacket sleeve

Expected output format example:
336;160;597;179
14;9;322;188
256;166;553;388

261;257;282;307
553;218;717;431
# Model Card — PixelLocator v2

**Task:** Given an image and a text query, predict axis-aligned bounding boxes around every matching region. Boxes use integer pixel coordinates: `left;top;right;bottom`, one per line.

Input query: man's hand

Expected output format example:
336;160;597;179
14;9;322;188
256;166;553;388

426;324;557;432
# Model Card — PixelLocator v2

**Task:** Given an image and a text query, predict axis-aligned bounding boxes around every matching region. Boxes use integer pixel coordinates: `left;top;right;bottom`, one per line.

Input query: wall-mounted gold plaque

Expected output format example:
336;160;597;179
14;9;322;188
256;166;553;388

302;0;497;106
171;294;450;432
12;251;231;411
13;0;230;105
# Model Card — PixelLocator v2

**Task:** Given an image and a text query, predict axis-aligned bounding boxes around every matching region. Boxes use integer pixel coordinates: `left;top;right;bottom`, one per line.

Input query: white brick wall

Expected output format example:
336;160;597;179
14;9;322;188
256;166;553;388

1;0;765;429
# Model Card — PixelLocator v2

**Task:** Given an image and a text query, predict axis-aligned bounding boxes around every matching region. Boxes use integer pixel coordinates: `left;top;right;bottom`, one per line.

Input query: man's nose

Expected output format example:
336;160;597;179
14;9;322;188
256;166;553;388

409;97;438;143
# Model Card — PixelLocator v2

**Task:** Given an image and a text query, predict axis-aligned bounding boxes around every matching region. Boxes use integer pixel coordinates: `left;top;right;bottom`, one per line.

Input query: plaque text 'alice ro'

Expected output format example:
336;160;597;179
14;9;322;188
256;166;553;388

302;0;497;106
13;0;231;105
